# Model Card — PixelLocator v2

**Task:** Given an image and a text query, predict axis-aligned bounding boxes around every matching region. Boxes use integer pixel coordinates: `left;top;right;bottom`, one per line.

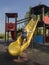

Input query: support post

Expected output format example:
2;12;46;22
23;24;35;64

7;17;9;42
15;16;17;40
42;7;45;44
42;7;44;21
43;24;46;43
5;14;7;43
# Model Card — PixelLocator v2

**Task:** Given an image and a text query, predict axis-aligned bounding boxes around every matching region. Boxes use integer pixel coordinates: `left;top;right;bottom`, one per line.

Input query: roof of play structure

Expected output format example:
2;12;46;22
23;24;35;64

5;13;18;18
30;4;49;15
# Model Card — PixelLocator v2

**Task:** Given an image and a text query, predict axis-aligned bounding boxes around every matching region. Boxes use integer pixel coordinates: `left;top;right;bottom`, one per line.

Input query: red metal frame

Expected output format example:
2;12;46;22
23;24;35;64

5;13;18;42
6;23;16;31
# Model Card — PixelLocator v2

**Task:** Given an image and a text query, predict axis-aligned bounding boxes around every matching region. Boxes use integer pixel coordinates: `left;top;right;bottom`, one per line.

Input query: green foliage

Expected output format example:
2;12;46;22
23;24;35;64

25;6;32;25
25;6;32;18
0;34;5;39
25;12;30;18
45;12;49;16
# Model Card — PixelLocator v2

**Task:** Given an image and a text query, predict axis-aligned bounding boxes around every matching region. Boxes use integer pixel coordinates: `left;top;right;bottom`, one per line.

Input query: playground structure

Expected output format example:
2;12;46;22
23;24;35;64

5;13;30;42
31;4;49;44
4;4;49;57
8;16;40;56
5;13;18;42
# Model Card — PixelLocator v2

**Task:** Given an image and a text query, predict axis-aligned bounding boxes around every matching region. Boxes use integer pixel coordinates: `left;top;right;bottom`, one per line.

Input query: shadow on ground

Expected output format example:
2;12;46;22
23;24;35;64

33;43;49;54
33;62;42;65
0;52;29;65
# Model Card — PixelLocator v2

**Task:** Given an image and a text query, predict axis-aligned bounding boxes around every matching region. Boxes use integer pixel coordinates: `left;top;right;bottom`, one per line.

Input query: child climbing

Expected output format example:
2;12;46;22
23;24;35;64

21;27;32;45
21;28;27;45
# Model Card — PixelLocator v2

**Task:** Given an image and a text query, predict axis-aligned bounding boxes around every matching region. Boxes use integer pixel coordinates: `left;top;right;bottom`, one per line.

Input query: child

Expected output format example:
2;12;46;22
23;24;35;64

21;28;32;45
21;28;27;45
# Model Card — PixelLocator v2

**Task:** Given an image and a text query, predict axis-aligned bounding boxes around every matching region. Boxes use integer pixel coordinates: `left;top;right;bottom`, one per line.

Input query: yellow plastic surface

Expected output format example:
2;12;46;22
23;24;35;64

8;16;39;56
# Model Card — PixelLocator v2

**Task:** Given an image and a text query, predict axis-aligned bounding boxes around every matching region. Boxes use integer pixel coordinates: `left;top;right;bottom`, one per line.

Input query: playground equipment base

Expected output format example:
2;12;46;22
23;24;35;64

13;53;28;62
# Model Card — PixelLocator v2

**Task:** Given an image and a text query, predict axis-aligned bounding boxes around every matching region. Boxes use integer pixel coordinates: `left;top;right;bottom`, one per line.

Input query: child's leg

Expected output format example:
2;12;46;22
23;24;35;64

26;38;27;41
21;36;24;45
25;36;27;41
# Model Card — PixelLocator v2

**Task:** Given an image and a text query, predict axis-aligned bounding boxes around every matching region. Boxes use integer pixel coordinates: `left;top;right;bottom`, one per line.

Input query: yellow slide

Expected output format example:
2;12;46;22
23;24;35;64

8;16;39;56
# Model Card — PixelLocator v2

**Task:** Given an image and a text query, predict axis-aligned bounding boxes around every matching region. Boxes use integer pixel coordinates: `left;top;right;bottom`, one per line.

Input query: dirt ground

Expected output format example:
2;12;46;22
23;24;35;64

0;42;49;65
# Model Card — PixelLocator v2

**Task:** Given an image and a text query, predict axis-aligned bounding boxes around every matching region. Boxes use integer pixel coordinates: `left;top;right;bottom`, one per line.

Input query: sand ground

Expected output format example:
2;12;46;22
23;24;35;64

0;42;49;65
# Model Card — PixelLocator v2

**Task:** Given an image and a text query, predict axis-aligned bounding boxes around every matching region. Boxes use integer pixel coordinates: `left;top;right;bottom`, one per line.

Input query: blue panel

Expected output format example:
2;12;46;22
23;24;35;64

34;35;44;44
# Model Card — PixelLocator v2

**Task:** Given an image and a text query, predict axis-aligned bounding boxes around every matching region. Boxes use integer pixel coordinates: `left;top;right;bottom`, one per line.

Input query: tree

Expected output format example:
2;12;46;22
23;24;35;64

45;12;49;16
24;6;32;25
25;6;32;18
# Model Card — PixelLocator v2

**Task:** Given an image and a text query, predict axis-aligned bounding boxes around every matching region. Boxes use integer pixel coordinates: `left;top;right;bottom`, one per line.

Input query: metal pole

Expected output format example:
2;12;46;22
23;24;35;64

7;17;9;43
5;14;7;43
42;7;45;44
15;16;17;40
43;24;46;43
42;7;44;21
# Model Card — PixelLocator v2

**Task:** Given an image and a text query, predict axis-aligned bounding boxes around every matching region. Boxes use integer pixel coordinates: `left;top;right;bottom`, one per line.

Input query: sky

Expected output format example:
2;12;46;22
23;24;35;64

0;0;49;33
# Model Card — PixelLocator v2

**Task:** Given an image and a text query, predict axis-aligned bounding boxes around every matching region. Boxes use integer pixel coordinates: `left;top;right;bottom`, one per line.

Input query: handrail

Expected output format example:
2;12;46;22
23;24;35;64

17;17;30;24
